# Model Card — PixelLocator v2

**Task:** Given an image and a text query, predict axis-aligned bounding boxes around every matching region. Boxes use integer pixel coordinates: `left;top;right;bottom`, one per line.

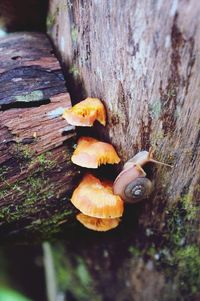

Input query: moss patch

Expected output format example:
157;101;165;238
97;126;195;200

51;243;102;301
128;192;199;300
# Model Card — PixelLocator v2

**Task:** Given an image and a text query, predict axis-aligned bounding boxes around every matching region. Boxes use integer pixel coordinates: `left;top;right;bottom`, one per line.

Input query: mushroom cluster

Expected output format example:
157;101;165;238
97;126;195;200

63;97;123;231
63;97;171;231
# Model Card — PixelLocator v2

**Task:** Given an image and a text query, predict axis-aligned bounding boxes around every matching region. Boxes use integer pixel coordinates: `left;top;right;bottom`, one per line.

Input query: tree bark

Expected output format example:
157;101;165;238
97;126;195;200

47;1;200;300
0;33;80;241
48;0;200;235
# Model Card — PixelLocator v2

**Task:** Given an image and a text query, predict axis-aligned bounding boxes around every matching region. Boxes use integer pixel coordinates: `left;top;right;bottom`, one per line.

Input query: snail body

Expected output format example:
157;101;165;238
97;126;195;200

113;149;171;203
123;148;172;170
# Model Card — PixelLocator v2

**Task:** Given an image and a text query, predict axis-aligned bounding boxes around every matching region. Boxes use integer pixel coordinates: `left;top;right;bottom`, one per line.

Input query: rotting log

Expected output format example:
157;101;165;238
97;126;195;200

0;33;80;241
0;32;67;105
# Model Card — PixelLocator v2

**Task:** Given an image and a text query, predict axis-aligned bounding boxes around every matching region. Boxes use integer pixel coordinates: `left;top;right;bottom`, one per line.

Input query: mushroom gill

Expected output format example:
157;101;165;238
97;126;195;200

76;213;120;231
62;97;106;127
71;174;124;219
71;136;120;168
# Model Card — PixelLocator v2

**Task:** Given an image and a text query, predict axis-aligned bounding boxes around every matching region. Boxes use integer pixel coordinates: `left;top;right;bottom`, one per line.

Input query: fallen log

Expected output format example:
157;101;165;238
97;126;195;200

0;33;80;241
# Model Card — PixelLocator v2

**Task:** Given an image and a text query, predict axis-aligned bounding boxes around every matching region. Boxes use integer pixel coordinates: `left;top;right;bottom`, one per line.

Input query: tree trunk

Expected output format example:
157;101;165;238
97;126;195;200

0;33;80;241
46;1;200;300
48;0;200;235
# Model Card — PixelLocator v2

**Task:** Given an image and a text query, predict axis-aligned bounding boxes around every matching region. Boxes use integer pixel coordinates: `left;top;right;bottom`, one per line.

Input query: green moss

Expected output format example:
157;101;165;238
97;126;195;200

37;153;56;170
26;209;73;238
166;193;197;246
128;246;141;257
46;6;59;31
21;146;35;160
0;173;56;223
127;192;199;299
175;245;200;294
71;26;78;43
11;144;56;172
0;166;9;181
69;65;80;78
0;144;72;238
51;244;102;300
161;193;199;297
12;144;35;161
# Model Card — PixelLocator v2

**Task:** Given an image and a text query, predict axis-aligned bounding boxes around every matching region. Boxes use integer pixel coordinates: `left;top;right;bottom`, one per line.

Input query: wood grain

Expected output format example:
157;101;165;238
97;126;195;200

0;33;80;240
48;0;200;228
0;32;66;105
48;2;200;299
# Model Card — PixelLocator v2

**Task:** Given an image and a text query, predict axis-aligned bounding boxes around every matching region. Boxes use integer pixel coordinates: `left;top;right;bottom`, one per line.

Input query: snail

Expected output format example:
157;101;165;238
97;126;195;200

113;148;172;203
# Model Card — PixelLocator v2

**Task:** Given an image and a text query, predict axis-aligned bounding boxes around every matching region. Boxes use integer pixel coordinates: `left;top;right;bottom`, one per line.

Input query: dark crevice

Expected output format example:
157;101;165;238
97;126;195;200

0;98;50;111
11;55;22;60
0;0;48;33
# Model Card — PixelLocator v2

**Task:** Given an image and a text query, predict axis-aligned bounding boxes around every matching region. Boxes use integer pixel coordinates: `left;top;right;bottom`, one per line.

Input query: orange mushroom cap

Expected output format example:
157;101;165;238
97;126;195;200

76;213;120;231
71;174;124;218
62;97;106;127
71;136;121;168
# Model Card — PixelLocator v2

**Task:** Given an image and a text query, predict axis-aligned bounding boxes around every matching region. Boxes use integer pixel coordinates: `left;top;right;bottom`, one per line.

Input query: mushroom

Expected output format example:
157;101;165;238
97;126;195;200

71;173;124;218
62;97;106;127
76;213;120;231
71;136;121;168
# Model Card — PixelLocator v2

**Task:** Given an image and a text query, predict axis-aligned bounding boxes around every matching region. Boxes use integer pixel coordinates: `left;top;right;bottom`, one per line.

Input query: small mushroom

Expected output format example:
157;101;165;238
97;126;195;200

71;136;121;168
76;213;120;231
62;97;106;127
71;173;124;218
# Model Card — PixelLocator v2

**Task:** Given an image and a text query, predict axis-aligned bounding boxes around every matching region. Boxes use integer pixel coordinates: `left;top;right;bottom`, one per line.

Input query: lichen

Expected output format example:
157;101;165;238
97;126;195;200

149;101;162;119
15;90;43;102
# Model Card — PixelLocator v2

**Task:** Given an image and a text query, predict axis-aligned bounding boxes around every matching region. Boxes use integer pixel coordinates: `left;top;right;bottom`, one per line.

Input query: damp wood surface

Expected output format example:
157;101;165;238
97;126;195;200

0;32;67;105
47;1;200;300
0;32;80;241
49;0;200;228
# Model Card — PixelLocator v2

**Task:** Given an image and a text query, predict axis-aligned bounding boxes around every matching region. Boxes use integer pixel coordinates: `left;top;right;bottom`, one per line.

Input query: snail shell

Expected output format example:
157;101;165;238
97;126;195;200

113;148;171;203
113;163;146;200
124;177;154;203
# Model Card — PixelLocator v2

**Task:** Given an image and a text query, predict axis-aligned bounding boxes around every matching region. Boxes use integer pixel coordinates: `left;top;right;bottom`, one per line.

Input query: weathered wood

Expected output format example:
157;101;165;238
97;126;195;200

0;33;80;240
47;1;200;300
0;32;67;105
48;0;200;232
